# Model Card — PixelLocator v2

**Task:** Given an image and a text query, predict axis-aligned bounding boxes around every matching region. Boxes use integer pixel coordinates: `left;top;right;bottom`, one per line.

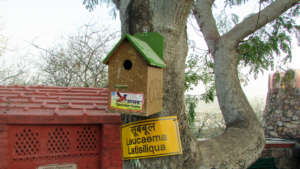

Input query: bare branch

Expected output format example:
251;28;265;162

1;71;24;82
33;24;118;87
193;0;220;54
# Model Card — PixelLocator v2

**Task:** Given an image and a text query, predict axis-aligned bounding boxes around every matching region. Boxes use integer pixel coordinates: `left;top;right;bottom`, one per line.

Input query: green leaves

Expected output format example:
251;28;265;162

184;47;214;92
238;13;299;75
201;85;216;103
184;45;216;103
238;36;275;73
83;0;115;11
184;55;202;91
226;0;249;7
231;13;239;25
185;95;199;126
83;0;99;11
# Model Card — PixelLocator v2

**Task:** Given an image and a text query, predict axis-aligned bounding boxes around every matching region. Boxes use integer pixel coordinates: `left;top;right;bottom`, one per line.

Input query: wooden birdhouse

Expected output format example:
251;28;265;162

103;32;166;116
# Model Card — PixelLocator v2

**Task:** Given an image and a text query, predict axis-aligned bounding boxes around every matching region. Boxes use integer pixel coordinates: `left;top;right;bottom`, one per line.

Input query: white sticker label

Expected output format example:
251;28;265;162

37;164;77;169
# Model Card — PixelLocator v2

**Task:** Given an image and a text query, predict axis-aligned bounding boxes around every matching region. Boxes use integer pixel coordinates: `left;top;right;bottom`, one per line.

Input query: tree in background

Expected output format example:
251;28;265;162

185;94;226;139
0;23;6;57
0;63;26;85
84;0;299;168
0;21;29;85
195;112;225;138
34;24;119;87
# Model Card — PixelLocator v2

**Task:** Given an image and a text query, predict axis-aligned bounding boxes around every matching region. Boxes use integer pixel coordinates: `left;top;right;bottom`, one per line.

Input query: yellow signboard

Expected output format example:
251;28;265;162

121;116;182;160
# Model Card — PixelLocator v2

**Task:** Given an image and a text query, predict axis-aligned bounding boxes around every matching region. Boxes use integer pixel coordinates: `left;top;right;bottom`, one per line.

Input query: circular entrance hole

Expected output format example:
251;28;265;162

123;60;132;70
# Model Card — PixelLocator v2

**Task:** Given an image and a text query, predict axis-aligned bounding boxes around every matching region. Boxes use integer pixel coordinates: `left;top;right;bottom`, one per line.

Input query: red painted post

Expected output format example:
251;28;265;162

0;125;8;169
101;124;122;169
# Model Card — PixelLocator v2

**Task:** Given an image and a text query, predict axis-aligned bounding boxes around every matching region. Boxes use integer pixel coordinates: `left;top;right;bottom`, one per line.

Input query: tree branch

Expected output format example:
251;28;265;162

224;0;299;43
193;0;220;54
1;71;24;82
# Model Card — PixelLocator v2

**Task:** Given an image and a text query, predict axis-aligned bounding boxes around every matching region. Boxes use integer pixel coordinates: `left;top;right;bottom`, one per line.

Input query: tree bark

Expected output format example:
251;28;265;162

114;0;195;168
113;0;299;168
191;0;298;168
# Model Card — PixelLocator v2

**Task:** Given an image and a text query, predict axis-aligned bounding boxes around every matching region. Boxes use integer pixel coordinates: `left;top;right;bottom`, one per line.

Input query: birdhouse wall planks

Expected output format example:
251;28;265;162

103;32;166;116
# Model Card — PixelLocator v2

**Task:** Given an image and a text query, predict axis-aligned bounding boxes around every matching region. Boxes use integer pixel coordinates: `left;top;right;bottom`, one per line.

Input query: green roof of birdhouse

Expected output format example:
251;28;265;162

103;32;166;68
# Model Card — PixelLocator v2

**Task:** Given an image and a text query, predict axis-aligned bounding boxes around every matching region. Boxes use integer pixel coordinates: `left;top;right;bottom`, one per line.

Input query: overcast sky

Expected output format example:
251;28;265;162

0;0;299;103
0;0;119;54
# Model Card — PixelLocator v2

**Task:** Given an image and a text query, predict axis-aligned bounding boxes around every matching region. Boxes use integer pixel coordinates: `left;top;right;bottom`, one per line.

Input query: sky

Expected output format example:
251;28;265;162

0;0;119;56
0;0;299;110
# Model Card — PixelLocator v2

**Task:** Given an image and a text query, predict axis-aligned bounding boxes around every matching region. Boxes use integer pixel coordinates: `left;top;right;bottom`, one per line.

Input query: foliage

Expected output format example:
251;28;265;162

185;41;248;104
35;24;119;87
83;1;299;82
238;14;300;76
83;0;117;17
185;1;299;138
186;1;299;108
215;8;240;35
282;69;295;83
188;102;196;125
271;69;296;89
194;111;225;138
0;65;25;85
185;95;199;126
0;55;38;86
279;69;296;88
225;0;273;7
184;94;226;139
218;1;300;78
83;0;99;11
83;0;299;101
225;0;249;7
185;40;216;103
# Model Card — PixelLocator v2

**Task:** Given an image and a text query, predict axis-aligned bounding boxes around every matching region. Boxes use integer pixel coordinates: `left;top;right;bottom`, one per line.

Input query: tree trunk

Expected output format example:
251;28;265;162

114;0;195;168
112;0;298;168
190;39;265;168
190;0;298;168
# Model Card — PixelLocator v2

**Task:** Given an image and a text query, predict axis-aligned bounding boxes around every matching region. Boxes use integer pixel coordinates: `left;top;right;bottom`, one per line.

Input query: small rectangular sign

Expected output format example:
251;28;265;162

37;164;77;169
110;91;144;112
121;116;182;160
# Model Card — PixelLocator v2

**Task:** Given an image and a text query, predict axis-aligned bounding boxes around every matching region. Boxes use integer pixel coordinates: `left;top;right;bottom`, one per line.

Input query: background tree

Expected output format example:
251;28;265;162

0;21;29;85
84;0;299;168
0;62;26;85
34;24;119;87
195;112;225;139
0;24;6;57
185;94;226;139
